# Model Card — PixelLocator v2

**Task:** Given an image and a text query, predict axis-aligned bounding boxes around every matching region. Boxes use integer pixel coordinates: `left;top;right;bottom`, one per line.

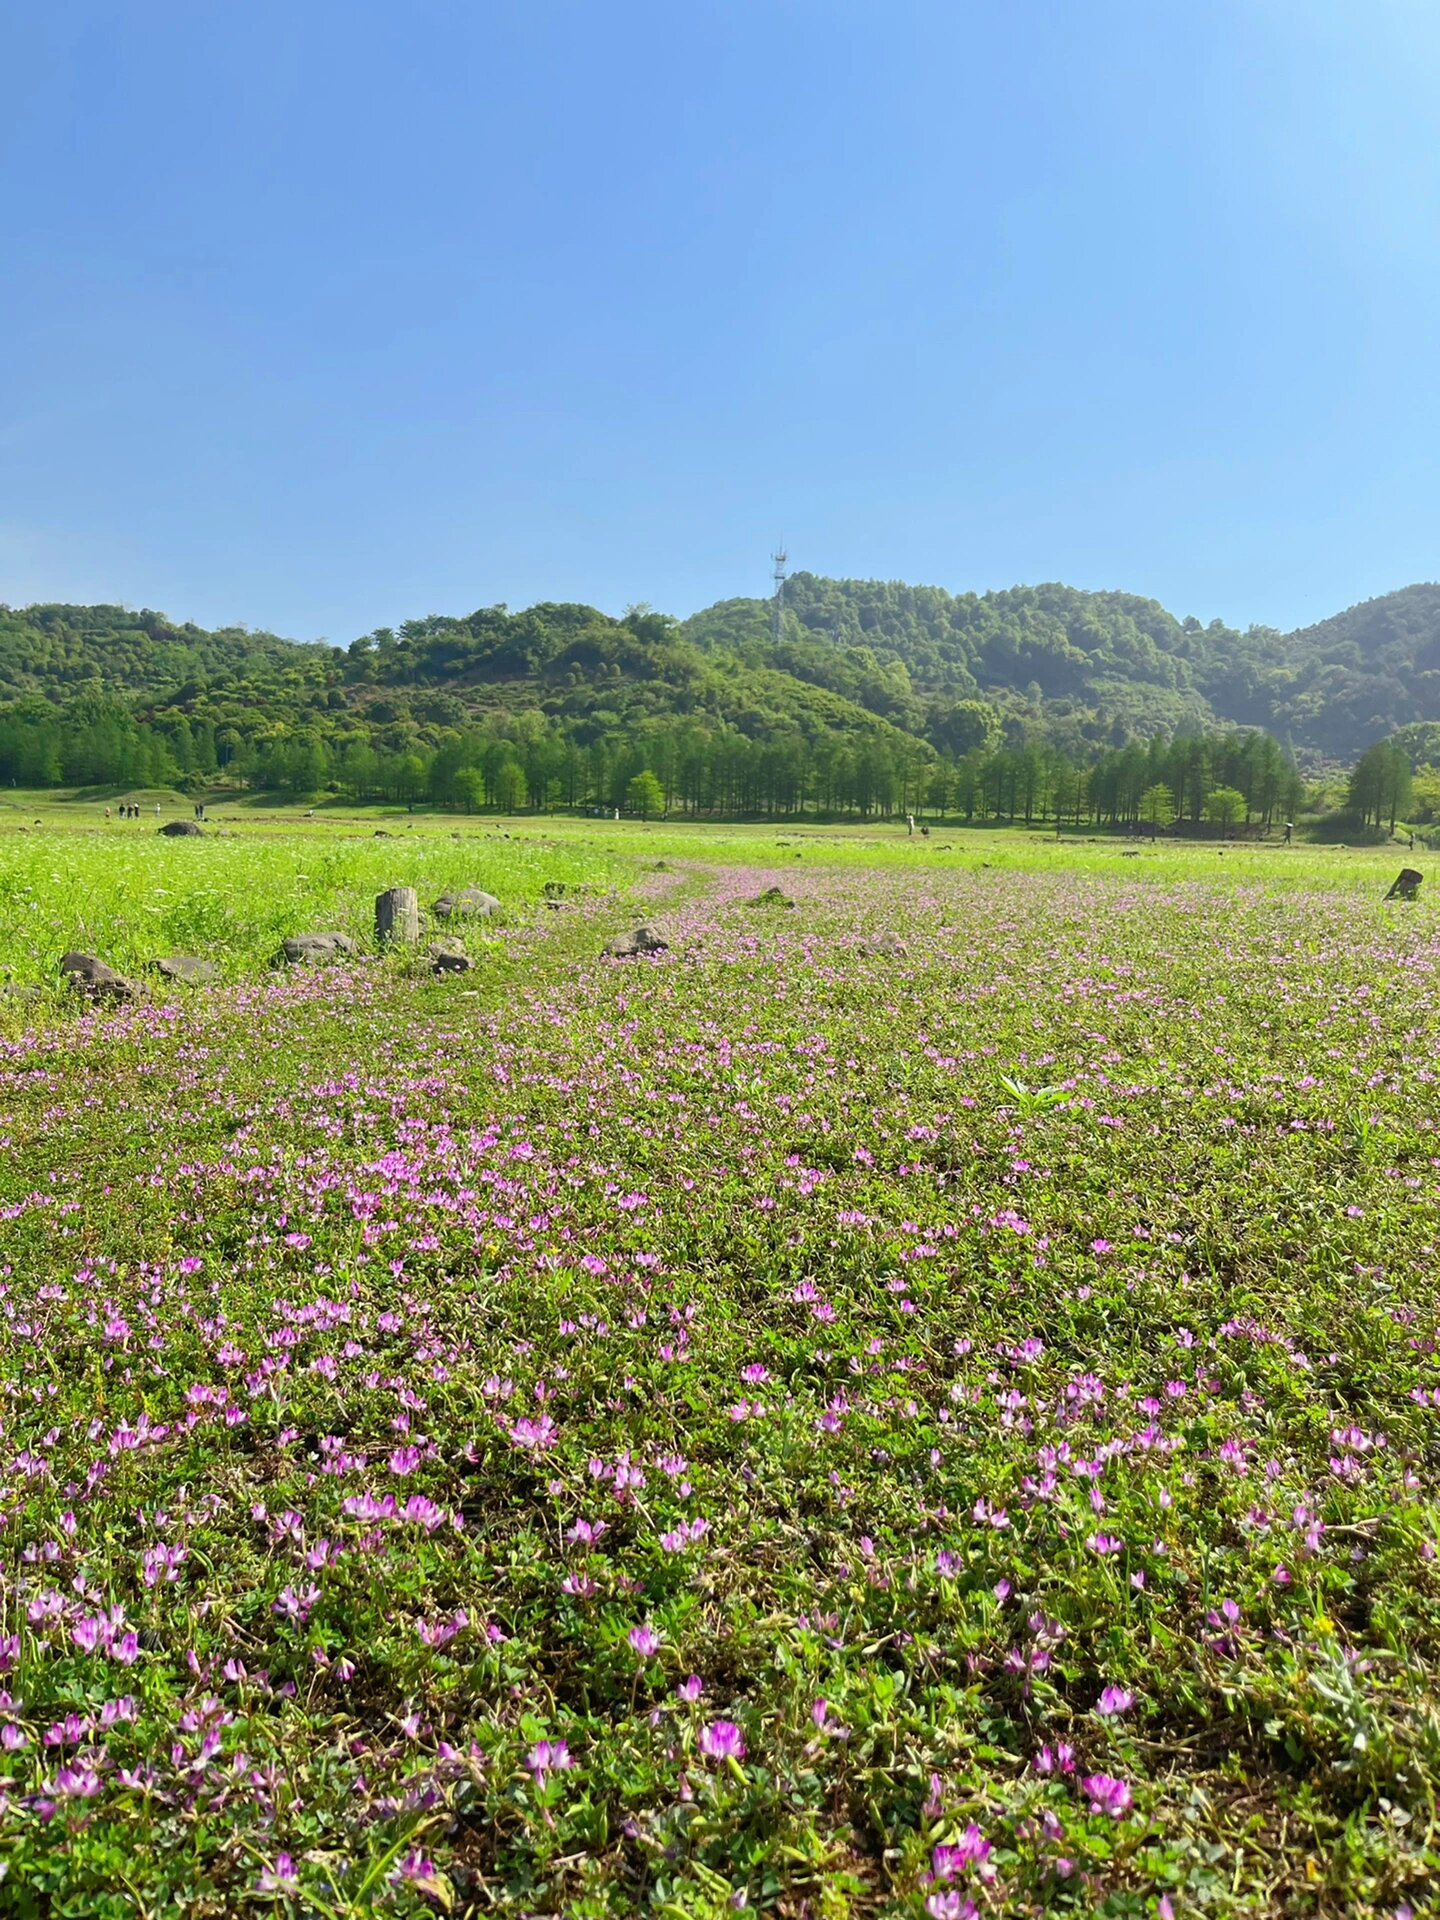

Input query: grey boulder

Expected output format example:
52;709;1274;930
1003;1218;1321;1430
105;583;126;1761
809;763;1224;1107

151;955;219;985
60;951;145;1003
280;932;358;966
433;887;501;922
604;926;669;959
429;939;474;976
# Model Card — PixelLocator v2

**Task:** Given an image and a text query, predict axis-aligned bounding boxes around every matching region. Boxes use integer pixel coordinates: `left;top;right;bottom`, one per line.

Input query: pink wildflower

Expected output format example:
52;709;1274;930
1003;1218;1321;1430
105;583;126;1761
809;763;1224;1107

699;1719;745;1762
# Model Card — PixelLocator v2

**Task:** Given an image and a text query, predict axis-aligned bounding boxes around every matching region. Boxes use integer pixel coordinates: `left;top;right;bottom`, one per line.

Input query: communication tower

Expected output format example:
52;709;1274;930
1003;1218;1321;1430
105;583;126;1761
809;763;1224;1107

771;544;788;643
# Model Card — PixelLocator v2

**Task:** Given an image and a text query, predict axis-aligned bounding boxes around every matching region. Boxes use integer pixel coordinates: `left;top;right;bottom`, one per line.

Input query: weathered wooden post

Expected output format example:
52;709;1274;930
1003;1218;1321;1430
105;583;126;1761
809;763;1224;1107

375;886;420;945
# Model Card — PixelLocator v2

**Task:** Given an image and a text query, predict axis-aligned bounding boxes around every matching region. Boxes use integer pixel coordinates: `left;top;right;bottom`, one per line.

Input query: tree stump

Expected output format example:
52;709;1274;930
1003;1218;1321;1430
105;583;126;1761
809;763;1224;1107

1384;868;1423;901
375;887;420;944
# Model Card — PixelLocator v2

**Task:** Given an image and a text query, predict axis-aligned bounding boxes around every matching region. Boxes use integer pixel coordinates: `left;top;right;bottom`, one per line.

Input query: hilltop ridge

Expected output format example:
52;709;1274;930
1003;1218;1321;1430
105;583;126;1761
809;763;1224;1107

2;576;1437;780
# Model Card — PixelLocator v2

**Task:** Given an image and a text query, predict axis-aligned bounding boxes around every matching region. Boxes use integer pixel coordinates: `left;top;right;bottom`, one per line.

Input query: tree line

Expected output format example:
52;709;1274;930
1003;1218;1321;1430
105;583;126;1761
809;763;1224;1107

197;721;1312;829
0;687;1312;830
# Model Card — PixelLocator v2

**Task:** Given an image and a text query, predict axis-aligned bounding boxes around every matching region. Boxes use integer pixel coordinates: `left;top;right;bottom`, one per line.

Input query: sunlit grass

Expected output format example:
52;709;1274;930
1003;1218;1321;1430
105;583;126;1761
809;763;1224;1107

0;813;1436;1913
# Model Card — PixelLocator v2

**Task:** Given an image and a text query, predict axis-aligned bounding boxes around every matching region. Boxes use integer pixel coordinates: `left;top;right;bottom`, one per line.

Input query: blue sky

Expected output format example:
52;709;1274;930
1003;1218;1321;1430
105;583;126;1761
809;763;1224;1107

2;0;1438;642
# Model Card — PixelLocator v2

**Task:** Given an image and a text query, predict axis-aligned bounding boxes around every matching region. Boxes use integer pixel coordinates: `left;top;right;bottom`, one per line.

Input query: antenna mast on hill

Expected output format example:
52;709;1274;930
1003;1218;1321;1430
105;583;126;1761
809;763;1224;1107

771;544;788;644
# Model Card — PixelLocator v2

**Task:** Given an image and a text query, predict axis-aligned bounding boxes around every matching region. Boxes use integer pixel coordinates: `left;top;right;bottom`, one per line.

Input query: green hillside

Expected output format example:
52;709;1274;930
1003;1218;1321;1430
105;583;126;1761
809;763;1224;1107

686;575;1440;758
2;577;1439;810
0;601;331;705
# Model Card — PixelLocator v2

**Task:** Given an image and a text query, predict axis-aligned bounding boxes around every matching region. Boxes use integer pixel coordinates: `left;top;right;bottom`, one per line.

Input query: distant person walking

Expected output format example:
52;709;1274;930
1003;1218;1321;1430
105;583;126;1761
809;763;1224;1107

1283;821;1293;844
906;814;915;837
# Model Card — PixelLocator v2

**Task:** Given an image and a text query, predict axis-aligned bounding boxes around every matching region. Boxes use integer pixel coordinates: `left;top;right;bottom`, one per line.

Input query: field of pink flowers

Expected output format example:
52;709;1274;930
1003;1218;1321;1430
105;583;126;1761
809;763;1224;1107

2;850;1438;1917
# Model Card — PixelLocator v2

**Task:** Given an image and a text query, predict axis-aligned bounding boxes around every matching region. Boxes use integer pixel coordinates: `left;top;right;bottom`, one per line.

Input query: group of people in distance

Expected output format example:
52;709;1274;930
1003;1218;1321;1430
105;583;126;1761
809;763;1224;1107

101;802;208;821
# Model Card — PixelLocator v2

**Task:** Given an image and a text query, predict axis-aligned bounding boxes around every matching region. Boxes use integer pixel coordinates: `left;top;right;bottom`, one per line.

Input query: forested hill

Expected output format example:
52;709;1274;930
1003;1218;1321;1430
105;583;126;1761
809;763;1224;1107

0;602;329;703
684;576;1440;759
2;578;1439;788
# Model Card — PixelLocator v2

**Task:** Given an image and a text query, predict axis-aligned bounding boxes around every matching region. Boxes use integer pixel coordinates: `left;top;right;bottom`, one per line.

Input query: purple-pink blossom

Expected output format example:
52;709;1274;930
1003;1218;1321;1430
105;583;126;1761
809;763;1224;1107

1082;1772;1133;1818
527;1738;573;1779
698;1719;745;1762
931;1825;991;1878
257;1854;299;1893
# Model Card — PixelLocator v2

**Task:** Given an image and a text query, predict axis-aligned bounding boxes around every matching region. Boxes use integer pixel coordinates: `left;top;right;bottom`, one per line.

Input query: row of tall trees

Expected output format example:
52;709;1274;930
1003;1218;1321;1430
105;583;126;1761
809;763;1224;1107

0;699;229;791
236;725;936;819
1345;739;1412;832
0;689;1308;829
929;730;1301;829
228;718;1304;827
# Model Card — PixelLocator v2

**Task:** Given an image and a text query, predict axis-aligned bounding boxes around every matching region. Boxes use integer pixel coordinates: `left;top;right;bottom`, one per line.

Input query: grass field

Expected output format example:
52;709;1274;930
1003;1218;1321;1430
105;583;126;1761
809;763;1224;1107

0;789;1423;991
0;808;633;990
1;819;1438;1916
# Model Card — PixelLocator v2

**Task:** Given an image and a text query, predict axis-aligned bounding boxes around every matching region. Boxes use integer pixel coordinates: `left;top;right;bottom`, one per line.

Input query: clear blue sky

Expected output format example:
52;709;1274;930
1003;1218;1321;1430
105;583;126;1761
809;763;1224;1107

2;0;1438;643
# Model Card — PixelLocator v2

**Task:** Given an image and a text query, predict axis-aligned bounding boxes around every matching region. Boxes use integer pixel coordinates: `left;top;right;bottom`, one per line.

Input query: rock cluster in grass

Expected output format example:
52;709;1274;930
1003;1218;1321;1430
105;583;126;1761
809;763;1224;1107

60;951;146;1003
24;860;685;1008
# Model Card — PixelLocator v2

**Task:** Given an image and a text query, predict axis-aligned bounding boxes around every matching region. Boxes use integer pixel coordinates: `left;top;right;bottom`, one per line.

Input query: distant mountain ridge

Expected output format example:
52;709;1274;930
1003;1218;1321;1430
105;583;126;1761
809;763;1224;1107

2;576;1438;769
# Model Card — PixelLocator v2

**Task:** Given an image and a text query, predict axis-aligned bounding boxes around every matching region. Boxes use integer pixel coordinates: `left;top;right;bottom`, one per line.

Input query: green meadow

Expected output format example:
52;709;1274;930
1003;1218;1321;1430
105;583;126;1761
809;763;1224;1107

0;809;1437;1916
